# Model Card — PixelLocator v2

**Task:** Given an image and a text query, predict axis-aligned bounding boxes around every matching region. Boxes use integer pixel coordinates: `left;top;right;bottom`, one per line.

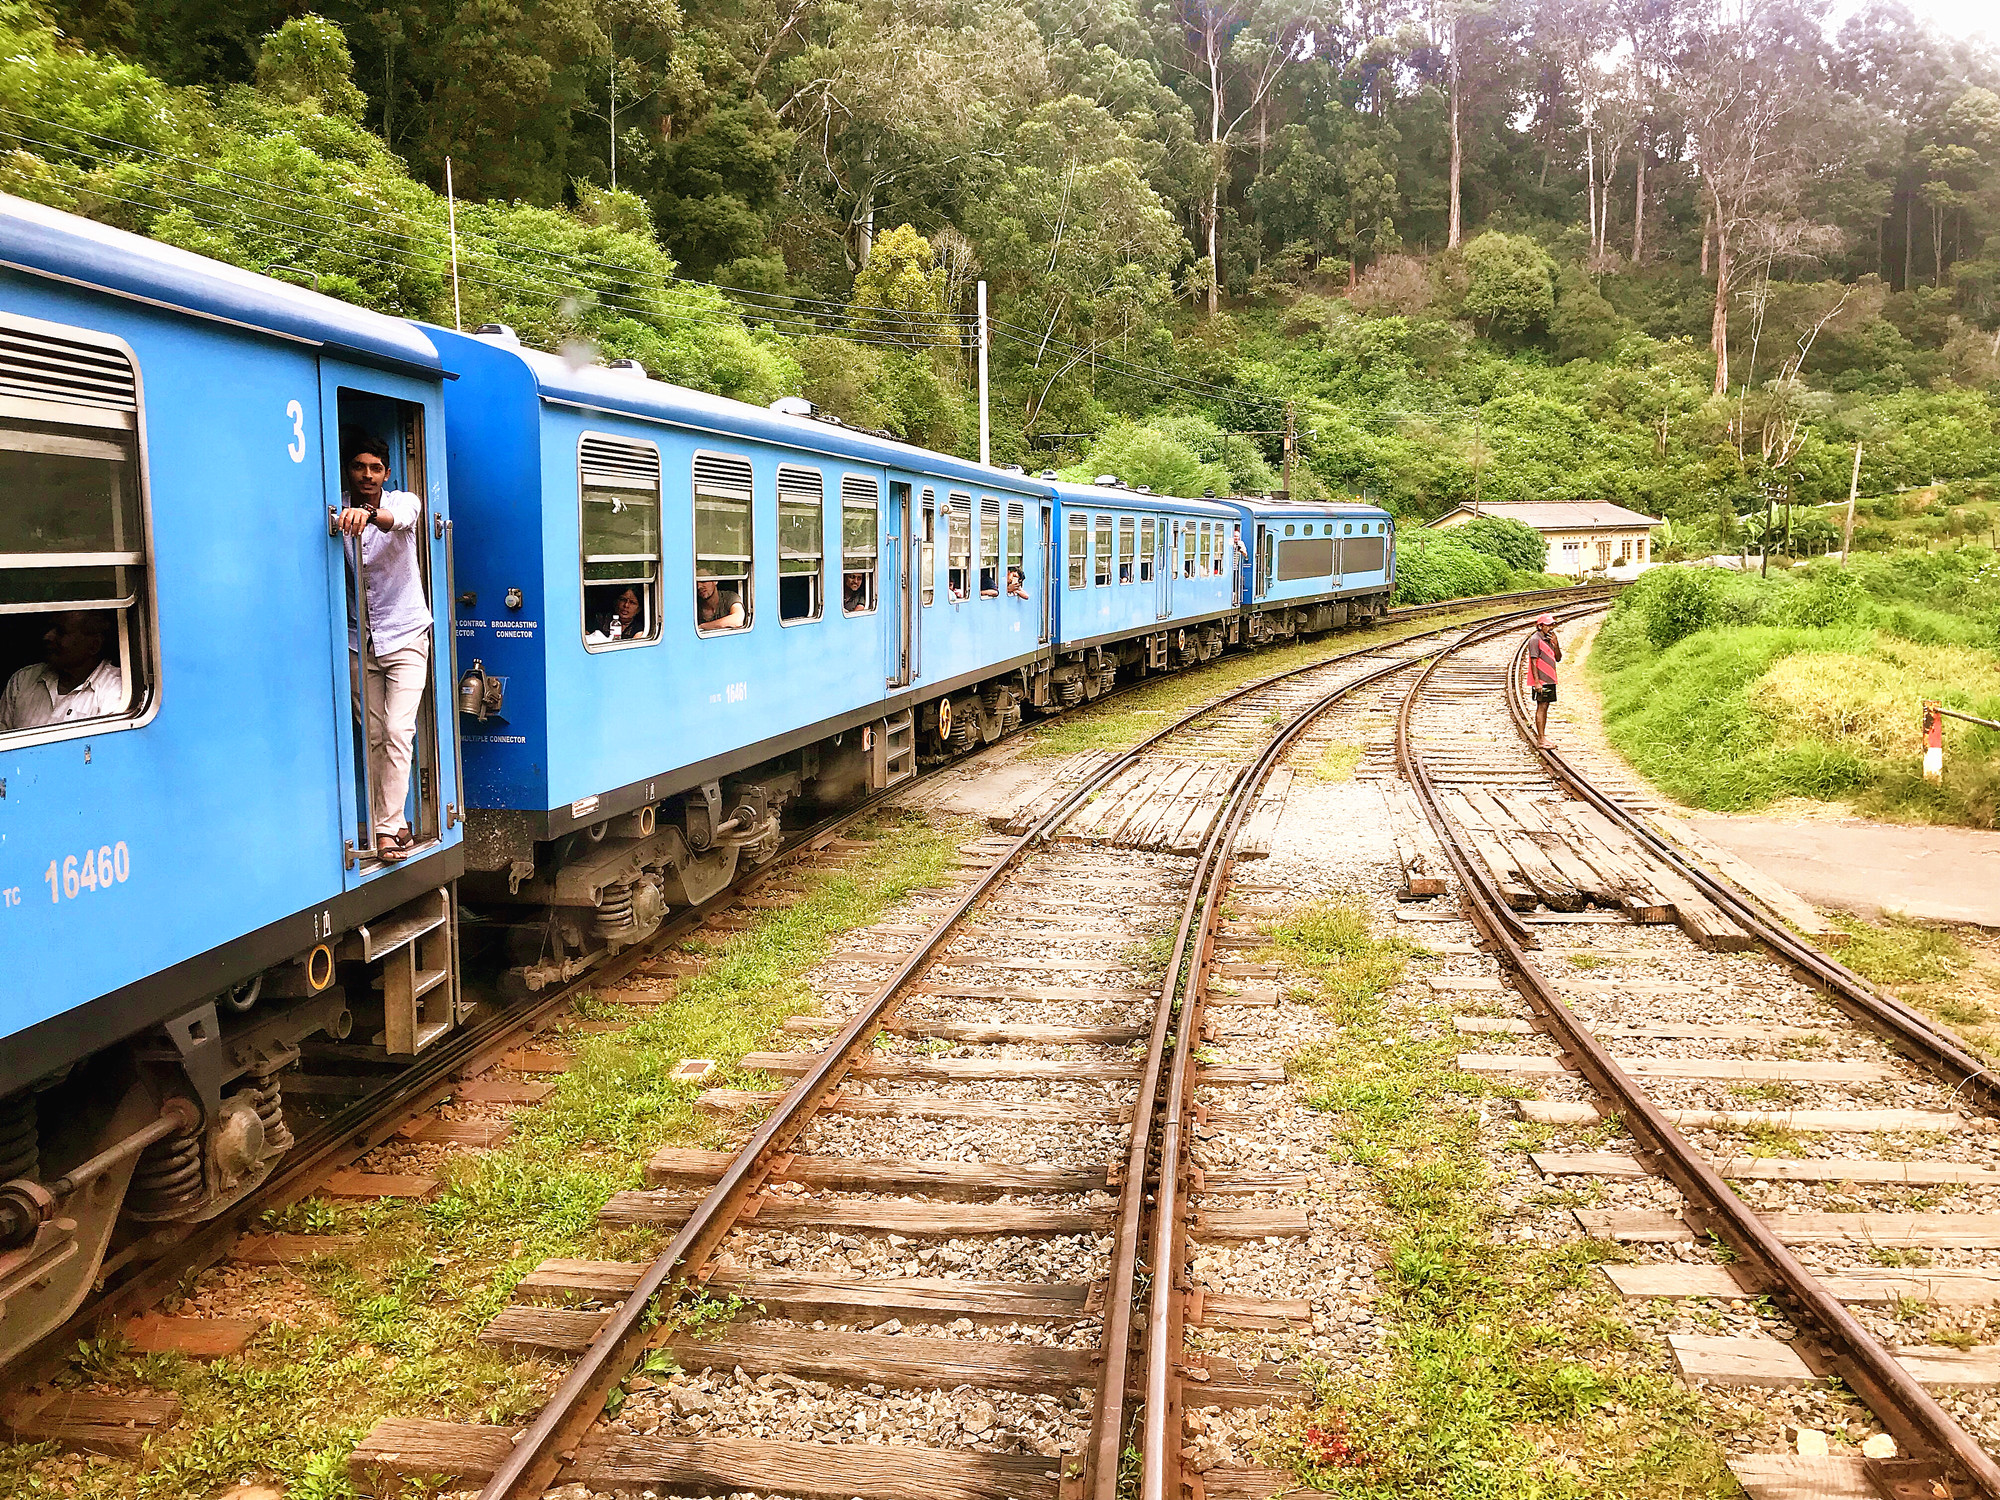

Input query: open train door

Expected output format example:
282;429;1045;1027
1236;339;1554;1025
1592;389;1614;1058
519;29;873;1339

887;480;913;688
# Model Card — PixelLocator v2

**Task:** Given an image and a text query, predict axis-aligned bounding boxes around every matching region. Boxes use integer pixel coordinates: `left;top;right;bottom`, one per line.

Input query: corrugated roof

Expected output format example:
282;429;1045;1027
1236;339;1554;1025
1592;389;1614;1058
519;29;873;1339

1429;501;1663;530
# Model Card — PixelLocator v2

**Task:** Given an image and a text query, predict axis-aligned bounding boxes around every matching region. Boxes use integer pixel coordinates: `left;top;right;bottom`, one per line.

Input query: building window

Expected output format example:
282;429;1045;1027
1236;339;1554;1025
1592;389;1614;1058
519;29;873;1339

693;451;753;632
1068;511;1087;589
1094;514;1113;586
580;433;662;646
0;315;151;739
1139;517;1156;583
841;476;878;615
946;492;971;600
776;464;824;625
1118;516;1136;584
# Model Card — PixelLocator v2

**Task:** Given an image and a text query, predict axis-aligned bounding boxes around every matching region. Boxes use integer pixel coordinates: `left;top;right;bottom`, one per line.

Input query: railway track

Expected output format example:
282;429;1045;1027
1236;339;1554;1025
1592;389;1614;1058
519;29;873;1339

319;602;1567;1499
1396;607;2000;1498
0;585;1601;1466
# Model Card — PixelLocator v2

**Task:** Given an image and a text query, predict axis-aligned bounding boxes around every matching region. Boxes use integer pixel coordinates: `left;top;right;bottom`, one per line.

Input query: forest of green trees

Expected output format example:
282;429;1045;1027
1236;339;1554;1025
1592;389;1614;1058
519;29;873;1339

3;0;1999;548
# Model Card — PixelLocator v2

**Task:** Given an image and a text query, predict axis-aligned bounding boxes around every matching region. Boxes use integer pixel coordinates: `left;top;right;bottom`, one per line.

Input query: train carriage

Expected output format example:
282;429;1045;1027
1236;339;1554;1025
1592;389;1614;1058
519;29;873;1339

1048;481;1245;685
433;328;1052;984
1230;496;1396;641
0;194;466;1365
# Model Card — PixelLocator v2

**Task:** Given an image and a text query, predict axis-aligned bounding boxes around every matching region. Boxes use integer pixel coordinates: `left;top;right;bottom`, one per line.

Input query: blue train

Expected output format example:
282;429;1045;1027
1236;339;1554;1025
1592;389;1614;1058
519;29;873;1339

0;193;1391;1363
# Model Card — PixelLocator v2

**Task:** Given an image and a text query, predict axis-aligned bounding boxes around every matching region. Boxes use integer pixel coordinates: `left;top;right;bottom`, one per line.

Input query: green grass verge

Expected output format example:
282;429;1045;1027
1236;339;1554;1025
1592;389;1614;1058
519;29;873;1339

0;811;962;1500
1269;897;1734;1499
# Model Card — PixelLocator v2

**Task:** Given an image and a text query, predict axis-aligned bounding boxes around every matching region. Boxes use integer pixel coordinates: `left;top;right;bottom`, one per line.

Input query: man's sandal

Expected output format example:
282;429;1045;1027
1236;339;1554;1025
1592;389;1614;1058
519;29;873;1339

376;830;412;863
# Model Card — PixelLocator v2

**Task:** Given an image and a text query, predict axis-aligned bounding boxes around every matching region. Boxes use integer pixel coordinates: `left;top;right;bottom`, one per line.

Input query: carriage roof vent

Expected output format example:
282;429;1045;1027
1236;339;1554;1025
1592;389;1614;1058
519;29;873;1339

1203;488;1216;497
1002;463;1025;474
1038;469;1059;479
1093;474;1119;488
472;323;519;345
606;358;648;377
1136;485;1153;494
770;395;816;417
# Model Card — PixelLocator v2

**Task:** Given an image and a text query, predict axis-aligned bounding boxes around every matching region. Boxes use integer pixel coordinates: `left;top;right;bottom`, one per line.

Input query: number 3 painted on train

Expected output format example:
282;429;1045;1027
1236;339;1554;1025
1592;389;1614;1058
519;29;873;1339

286;399;306;463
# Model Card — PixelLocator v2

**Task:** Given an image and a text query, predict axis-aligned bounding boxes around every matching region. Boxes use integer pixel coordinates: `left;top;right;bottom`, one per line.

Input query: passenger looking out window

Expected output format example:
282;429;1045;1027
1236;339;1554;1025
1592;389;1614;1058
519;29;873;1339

0;610;121;731
843;478;879;613
339;432;430;863
587;586;646;643
844;572;869;612
694;453;754;633
980;497;1001;596
1007;567;1029;600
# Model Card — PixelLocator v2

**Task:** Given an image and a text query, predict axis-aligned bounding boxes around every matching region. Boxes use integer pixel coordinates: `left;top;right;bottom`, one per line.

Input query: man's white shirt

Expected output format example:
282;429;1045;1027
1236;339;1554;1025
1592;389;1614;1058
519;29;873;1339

0;659;125;732
347;489;432;656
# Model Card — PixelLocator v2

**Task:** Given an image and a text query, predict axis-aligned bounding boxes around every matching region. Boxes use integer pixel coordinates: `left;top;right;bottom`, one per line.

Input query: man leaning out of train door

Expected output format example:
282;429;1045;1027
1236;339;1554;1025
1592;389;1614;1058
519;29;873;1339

336;431;430;862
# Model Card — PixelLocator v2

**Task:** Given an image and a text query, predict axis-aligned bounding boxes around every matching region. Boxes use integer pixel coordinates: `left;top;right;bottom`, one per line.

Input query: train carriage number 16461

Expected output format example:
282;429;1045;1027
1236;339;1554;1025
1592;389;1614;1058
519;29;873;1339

47;843;132;903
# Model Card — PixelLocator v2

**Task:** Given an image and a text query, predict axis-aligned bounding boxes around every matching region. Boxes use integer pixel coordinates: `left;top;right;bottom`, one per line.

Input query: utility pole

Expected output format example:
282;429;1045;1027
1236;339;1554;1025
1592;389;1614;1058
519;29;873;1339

1841;441;1862;565
1282;401;1295;496
1760;478;1774;579
608;52;617;193
445;158;462;332
977;280;990;467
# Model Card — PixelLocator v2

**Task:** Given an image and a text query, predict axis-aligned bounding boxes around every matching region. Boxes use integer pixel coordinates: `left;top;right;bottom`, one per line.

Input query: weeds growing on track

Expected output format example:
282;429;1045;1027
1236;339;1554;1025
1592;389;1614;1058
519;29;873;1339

1274;896;1734;1500
0;812;962;1500
1309;743;1365;782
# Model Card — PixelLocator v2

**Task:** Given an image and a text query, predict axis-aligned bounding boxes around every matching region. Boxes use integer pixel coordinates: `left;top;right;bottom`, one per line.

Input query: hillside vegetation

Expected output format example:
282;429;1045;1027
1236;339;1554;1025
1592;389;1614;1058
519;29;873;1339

1589;554;2000;827
2;0;1997;543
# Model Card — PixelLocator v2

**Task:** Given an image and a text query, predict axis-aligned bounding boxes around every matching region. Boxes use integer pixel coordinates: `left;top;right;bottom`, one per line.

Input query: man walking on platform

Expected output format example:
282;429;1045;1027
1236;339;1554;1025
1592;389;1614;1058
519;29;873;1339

1525;613;1562;748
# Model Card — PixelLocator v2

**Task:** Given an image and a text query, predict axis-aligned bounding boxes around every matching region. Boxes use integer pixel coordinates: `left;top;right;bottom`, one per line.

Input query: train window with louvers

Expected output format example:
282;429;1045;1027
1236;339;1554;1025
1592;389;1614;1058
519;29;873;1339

776;465;824;625
946;492;971;600
921;489;936;607
580;433;662;648
842;475;878;615
0;314;153;744
1181;519;1196;577
1094;515;1112;587
693;451;754;633
1139;518;1156;583
1067;511;1087;589
1117;517;1136;584
979;497;1001;596
1006;502;1025;593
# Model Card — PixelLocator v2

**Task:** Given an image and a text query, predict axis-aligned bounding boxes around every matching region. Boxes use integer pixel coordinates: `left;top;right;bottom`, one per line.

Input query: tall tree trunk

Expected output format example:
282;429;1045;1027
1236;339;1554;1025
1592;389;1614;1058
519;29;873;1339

1447;14;1463;249
1208;38;1222;314
1903;189;1914;291
1701;216;1710;277
1631;124;1647;262
1710;224;1731;396
1585;131;1597;251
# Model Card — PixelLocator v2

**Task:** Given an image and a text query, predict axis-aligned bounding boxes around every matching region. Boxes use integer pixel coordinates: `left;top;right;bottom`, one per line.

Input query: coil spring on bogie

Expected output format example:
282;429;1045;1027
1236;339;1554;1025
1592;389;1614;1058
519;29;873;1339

593;879;636;939
243;1071;293;1155
1058;676;1084;708
130;1125;203;1217
0;1093;37;1182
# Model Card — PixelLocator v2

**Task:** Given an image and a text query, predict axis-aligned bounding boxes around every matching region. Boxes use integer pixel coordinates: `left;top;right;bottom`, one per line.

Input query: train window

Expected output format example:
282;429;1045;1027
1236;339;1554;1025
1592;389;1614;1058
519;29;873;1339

1117;517;1136;584
777;465;824;625
693;451;753;633
1093;515;1112;587
1259;527;1273;592
946;492;971;600
0;316;152;740
1067;512;1087;589
842;475;878;615
1182;521;1196;577
1344;523;1354;536
920;489;936;607
1277;533;1334;581
1284;524;1295;537
979;497;1001;597
1006;502;1025;591
1139;518;1155;583
1197;523;1211;576
581;434;663;648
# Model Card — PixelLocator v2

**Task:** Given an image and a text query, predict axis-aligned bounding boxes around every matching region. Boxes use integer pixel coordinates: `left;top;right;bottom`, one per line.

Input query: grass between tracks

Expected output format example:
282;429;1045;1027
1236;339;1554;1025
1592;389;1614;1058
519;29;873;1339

1270;898;1734;1500
1017;599;1527;759
0;811;962;1500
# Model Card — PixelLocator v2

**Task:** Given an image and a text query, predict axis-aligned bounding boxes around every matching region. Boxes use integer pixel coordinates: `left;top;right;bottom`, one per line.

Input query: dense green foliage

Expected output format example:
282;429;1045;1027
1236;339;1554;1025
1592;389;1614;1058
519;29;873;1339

1592;555;2000;826
1392;529;1564;604
3;0;1999;533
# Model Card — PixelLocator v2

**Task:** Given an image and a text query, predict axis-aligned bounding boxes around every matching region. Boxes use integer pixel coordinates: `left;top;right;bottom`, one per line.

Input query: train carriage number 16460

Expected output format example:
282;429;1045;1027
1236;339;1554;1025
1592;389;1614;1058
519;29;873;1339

47;843;132;903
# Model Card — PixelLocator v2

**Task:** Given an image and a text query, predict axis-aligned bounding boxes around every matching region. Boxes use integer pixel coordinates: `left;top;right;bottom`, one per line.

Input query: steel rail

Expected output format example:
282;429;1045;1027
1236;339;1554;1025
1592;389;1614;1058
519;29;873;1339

1398;610;2000;1495
486;599;1591;1500
1132;644;1473;1500
1503;639;2000;1119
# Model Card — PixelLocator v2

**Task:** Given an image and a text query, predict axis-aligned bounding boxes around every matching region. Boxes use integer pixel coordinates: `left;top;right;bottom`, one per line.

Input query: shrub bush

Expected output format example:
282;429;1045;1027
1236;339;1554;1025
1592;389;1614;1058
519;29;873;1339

1452;515;1548;572
1392;530;1510;604
1637;567;1719;649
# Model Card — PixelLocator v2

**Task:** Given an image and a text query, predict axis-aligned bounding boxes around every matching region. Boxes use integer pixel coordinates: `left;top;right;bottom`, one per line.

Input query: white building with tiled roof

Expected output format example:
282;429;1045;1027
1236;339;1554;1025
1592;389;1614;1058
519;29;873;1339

1428;500;1663;579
